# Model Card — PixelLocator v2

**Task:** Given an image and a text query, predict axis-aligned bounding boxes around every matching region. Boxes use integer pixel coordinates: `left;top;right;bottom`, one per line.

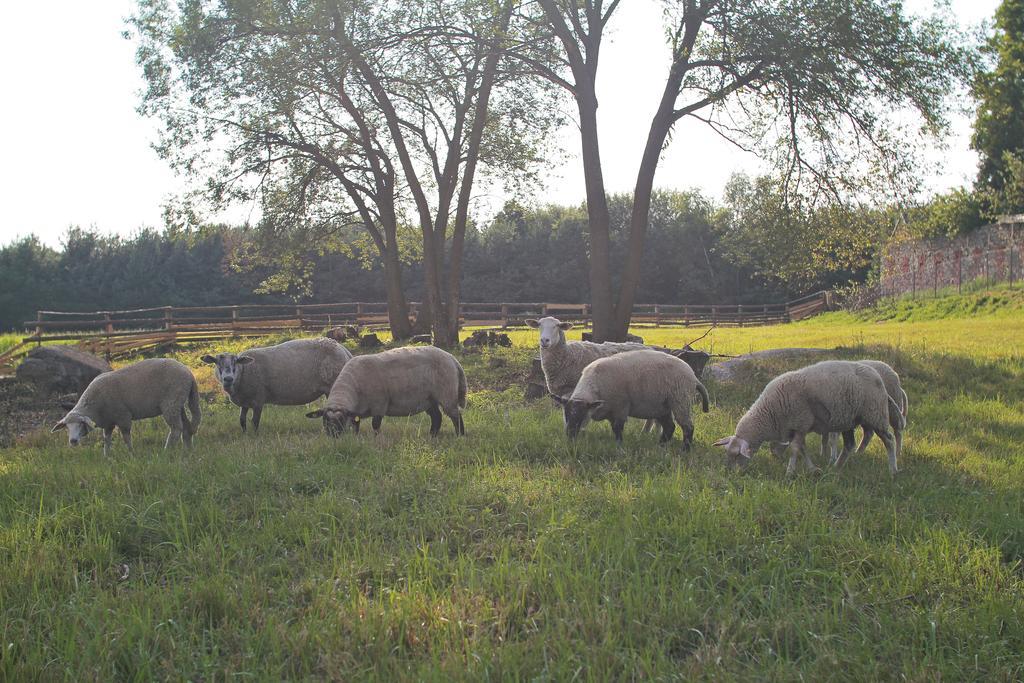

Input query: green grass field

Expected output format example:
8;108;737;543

2;289;1024;679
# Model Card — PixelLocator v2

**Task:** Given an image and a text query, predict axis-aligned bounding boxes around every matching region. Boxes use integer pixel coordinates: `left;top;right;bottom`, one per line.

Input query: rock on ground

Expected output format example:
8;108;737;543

15;345;112;396
707;348;831;383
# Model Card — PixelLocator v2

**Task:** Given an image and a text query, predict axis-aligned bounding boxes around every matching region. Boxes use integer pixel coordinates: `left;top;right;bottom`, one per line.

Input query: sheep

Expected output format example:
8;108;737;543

307;345;467;437
714;360;905;476
526;317;650;427
202;337;352;433
50;358;200;456
826;359;909;465
554;350;710;449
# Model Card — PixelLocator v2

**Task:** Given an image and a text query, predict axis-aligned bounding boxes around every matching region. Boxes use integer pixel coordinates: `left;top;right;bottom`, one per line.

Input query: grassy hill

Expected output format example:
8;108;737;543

1;289;1024;678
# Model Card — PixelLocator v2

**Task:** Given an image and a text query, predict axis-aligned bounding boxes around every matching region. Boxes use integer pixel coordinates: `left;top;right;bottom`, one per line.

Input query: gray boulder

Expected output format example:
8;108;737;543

707;348;831;383
16;346;112;396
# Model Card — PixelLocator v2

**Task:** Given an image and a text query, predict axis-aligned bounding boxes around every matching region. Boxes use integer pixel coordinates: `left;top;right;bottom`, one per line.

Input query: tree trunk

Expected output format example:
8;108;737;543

613;113;674;339
577;85;616;342
381;242;413;340
444;0;513;349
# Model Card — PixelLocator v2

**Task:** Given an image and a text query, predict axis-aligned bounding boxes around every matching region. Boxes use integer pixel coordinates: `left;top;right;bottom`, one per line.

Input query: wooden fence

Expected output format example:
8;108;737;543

0;292;830;372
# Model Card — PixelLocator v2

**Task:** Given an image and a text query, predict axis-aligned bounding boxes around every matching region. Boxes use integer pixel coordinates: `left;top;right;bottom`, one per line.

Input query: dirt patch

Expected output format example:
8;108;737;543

0;378;66;448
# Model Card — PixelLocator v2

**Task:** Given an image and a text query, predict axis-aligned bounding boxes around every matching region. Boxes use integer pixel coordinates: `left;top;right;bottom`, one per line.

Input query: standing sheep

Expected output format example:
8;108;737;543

714;360;904;476
51;358;201;456
526;317;649;426
307;346;467;437
555;350;710;448
828;359;909;466
202;338;352;434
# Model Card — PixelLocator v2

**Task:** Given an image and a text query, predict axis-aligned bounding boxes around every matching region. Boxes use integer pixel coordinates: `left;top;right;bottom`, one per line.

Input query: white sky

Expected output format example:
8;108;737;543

0;0;998;248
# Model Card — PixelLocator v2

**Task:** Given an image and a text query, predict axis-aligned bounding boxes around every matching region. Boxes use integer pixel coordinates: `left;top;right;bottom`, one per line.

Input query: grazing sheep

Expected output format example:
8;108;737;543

307;346;467;437
51;358;200;456
526;317;649;427
555;350;710;449
827;359;909;465
202;338;352;433
714;360;904;476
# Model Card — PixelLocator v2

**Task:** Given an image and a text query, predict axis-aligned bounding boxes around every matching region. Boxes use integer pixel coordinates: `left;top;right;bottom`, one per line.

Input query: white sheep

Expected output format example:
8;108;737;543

714;360;904;476
826;359;909;465
307;345;467;437
51;358;201;456
555;350;709;448
526;317;650;427
202;337;352;433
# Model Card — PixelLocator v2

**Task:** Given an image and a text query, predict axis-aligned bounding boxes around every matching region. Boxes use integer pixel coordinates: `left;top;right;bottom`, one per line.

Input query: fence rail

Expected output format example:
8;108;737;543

0;292;830;372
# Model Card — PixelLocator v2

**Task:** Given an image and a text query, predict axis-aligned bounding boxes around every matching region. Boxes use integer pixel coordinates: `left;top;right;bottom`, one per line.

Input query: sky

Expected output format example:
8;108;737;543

0;0;1000;248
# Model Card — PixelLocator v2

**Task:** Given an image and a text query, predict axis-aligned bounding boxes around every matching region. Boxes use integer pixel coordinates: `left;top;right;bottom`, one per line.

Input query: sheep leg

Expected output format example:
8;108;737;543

120;425;133;451
876;429;899;476
825;432;841;465
895;429;903;461
163;409;185;450
239;406;248;433
180;408;193;449
785;433;806;476
656;414;675;444
372;416;383;434
251;406;263;433
802;436;820;473
448;412;465;436
103;427;114;457
833;430;858;469
680;423;695;452
610;418;626;446
427;404;443;437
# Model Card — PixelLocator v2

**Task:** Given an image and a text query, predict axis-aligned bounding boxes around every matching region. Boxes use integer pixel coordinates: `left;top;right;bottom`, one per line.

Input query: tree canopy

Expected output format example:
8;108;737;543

973;0;1024;194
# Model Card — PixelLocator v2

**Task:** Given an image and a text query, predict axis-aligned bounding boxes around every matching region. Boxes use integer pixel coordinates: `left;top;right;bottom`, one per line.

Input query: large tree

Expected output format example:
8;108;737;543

973;0;1024;194
521;0;973;340
132;0;553;345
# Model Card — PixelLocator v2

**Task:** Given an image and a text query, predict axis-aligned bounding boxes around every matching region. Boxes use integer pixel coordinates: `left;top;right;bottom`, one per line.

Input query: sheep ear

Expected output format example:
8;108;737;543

80;416;96;429
551;395;568;405
200;354;217;364
51;419;67;433
588;400;604;410
236;356;255;365
712;436;734;447
525;319;540;328
558;322;574;330
306;410;324;418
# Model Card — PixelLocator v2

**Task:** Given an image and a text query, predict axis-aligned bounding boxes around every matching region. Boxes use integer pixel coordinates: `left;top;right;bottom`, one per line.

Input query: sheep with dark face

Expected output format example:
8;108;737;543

51;358;200;456
202;338;352;433
555;350;709;449
526;316;650;428
307;346;467;437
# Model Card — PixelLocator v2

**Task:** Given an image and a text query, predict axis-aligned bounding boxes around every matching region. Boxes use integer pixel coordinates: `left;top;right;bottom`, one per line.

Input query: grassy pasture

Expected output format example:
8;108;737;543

1;289;1024;679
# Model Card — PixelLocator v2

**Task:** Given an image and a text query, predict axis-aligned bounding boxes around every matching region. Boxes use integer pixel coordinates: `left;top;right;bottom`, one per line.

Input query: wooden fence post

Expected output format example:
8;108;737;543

163;306;174;331
500;304;509;328
34;311;43;344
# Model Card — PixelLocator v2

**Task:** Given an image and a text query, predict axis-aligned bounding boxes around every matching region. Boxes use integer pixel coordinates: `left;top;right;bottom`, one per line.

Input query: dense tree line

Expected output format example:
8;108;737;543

0;185;886;331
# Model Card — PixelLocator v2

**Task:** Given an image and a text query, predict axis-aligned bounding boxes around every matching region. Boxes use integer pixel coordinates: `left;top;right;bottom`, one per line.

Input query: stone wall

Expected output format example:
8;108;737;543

881;221;1024;296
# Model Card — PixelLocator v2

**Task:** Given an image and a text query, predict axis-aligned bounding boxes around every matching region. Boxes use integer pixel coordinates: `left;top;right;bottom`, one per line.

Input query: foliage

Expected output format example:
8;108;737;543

901;187;987;238
972;0;1024;191
981;150;1024;218
712;174;880;292
2;292;1024;677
